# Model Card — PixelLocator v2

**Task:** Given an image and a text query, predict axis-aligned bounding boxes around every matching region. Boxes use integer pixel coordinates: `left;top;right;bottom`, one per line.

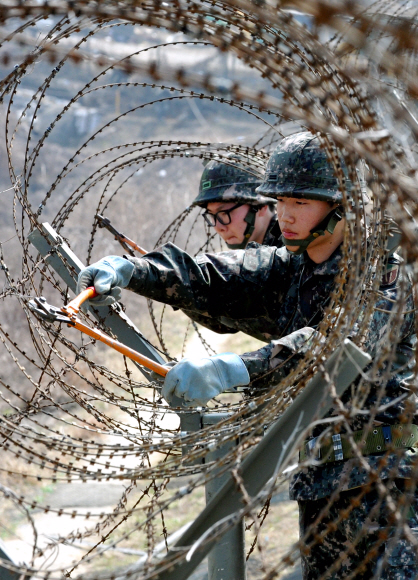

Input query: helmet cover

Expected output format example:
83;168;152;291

193;157;271;207
257;132;352;202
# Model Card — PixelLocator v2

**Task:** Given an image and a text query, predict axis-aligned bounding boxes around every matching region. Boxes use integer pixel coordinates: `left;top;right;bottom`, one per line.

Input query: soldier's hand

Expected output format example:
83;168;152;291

149;361;176;383
76;256;134;307
162;353;250;407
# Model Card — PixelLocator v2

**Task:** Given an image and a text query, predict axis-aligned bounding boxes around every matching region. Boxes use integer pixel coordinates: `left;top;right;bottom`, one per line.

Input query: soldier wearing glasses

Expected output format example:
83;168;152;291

192;155;282;250
175;155;284;337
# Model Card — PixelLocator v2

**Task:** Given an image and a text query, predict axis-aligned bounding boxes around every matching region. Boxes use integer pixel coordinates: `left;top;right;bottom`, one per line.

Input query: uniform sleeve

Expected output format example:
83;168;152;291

125;242;291;320
240;327;318;392
240;259;416;396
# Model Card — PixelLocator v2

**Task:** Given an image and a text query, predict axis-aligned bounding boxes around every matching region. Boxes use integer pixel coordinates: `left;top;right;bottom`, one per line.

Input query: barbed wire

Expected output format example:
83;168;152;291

0;1;417;579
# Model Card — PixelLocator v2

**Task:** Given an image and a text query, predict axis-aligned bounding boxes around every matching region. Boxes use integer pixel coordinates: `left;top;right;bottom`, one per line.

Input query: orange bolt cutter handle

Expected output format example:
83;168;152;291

62;287;169;377
30;289;170;377
72;317;169;376
120;236;147;255
64;286;98;317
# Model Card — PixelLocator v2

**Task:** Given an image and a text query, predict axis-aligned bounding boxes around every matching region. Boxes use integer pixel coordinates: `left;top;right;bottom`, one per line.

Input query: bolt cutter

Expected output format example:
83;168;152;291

28;287;168;377
96;214;147;256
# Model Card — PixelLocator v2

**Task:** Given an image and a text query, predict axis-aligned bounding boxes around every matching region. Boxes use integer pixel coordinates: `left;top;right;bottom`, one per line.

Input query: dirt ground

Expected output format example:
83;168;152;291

2;478;302;579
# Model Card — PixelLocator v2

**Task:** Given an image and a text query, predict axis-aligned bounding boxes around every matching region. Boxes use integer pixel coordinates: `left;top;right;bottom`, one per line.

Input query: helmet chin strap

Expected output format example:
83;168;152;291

281;205;344;256
226;206;259;250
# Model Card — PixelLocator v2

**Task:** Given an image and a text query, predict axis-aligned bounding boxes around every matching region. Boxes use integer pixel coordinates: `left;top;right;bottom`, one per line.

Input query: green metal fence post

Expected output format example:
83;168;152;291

156;340;371;580
202;413;246;580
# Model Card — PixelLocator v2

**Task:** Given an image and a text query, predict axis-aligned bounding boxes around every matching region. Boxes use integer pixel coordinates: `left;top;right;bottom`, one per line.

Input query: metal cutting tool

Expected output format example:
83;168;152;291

29;287;168;377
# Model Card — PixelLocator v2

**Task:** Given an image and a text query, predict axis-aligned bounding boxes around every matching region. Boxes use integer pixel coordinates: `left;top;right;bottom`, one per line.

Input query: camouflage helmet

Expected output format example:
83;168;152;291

257;132;352;202
193;156;271;207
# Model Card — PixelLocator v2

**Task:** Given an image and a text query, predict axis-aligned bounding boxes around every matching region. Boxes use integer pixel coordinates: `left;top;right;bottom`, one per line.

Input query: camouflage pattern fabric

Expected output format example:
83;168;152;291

257;131;352;202
298;480;418;579
125;240;417;578
193;157;270;206
290;251;415;501
126;240;416;495
126;241;339;345
290;448;418;501
180;213;283;337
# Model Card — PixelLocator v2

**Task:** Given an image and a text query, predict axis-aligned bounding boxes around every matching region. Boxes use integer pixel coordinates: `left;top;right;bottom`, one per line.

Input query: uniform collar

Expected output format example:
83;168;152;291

299;244;343;277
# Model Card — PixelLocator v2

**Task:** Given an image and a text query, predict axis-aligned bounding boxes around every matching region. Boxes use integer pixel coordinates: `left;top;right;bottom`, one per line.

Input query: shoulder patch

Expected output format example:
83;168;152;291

381;264;399;287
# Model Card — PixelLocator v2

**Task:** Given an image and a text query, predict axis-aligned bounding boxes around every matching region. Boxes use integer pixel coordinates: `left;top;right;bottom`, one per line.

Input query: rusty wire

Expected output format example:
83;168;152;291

0;1;417;579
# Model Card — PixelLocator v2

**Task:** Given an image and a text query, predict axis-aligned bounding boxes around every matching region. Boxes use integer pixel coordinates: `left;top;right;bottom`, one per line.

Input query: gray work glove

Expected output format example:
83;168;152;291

76;255;134;306
149;361;178;404
149;361;177;384
162;353;250;407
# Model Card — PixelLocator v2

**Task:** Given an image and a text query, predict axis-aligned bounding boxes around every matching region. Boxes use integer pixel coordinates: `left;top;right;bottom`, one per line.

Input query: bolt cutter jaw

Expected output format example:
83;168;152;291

28;288;168;377
28;296;75;325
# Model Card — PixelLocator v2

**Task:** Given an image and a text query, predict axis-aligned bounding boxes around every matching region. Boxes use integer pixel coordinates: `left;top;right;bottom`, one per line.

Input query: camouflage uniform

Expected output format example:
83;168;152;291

181;154;282;337
125;242;414;391
180;213;282;337
298;480;418;579
257;131;418;579
126;241;340;345
123;132;417;578
125;240;417;578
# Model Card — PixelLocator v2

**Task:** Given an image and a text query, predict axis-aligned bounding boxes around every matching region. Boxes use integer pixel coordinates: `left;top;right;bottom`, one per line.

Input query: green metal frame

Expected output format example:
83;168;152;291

156;340;371;579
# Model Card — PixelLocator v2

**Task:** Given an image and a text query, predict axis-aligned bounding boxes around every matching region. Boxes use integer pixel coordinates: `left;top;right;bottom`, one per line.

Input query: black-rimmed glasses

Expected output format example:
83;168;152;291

202;203;243;227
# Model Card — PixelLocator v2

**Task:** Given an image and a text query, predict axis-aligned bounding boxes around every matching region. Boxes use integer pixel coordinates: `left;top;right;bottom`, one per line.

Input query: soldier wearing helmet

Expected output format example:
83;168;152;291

257;131;347;255
179;155;283;337
77;131;416;578
192;156;282;249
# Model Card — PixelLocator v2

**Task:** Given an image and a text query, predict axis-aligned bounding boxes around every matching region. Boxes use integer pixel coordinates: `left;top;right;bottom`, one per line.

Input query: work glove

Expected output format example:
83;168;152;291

149;361;182;404
76;255;134;306
162;353;250;407
149;361;177;384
